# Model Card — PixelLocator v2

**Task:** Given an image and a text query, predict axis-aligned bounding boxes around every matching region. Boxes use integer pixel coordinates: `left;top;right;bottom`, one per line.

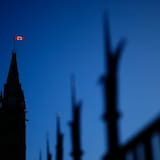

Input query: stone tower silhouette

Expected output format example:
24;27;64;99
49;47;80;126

0;52;26;160
100;15;125;160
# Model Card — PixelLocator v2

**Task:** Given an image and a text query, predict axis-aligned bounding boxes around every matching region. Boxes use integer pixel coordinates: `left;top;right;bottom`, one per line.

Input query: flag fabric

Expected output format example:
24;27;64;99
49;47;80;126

15;35;25;41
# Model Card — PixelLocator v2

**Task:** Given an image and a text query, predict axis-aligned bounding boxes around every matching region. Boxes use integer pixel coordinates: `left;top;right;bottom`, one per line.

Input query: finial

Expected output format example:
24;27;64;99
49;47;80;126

103;12;126;74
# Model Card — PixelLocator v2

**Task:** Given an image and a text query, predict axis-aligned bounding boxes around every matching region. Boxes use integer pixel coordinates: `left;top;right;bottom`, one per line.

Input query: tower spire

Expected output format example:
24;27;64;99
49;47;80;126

0;50;26;160
3;52;25;109
7;52;20;85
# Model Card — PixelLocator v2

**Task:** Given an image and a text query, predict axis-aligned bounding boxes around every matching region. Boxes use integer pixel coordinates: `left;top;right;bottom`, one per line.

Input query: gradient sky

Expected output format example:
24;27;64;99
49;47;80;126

0;0;160;160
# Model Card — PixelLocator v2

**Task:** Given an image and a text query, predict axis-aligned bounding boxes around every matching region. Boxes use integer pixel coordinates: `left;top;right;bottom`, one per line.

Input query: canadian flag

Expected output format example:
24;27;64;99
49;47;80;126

15;35;25;41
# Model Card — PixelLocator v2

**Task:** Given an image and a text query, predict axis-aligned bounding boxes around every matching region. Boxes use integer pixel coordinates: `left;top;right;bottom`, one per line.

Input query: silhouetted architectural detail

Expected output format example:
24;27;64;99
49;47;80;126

55;115;63;160
100;15;125;160
0;52;26;160
116;116;160;160
1;17;159;160
69;76;83;160
46;134;52;160
34;15;159;159
99;15;160;160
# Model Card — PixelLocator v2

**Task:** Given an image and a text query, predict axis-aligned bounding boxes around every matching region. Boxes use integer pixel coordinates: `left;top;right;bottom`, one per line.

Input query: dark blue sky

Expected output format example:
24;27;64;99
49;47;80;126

0;0;160;160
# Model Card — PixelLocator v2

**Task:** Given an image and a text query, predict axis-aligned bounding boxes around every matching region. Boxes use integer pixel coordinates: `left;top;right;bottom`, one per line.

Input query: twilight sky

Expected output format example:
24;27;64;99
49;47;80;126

0;0;160;160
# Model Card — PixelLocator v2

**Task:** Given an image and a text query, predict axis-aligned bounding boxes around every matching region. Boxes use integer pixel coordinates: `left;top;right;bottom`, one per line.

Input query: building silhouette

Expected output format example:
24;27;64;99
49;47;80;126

0;52;26;160
0;17;159;160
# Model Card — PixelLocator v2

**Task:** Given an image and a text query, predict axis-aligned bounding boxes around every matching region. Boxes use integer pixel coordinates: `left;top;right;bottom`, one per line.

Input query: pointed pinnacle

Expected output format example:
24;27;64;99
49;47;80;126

7;52;20;84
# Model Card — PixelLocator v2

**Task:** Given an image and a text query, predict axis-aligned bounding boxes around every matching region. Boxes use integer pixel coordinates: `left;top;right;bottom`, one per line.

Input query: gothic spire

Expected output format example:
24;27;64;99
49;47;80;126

0;50;26;160
3;51;25;109
7;52;20;85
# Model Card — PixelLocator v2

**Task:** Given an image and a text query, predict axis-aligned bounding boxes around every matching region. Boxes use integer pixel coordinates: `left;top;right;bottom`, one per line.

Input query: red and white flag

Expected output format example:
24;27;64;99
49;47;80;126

15;35;25;41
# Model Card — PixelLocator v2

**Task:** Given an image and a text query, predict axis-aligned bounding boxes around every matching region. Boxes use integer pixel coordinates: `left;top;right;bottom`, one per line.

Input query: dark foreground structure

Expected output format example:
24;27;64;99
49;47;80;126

0;17;159;160
100;17;160;160
0;53;26;160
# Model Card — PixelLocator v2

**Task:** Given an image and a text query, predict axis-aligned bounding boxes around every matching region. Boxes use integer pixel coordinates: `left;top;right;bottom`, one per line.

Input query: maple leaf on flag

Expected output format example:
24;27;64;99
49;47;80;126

15;35;25;41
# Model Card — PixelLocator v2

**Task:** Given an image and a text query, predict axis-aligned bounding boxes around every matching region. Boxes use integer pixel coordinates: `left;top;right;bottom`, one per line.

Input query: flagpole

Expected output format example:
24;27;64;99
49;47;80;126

13;35;16;53
13;35;25;53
